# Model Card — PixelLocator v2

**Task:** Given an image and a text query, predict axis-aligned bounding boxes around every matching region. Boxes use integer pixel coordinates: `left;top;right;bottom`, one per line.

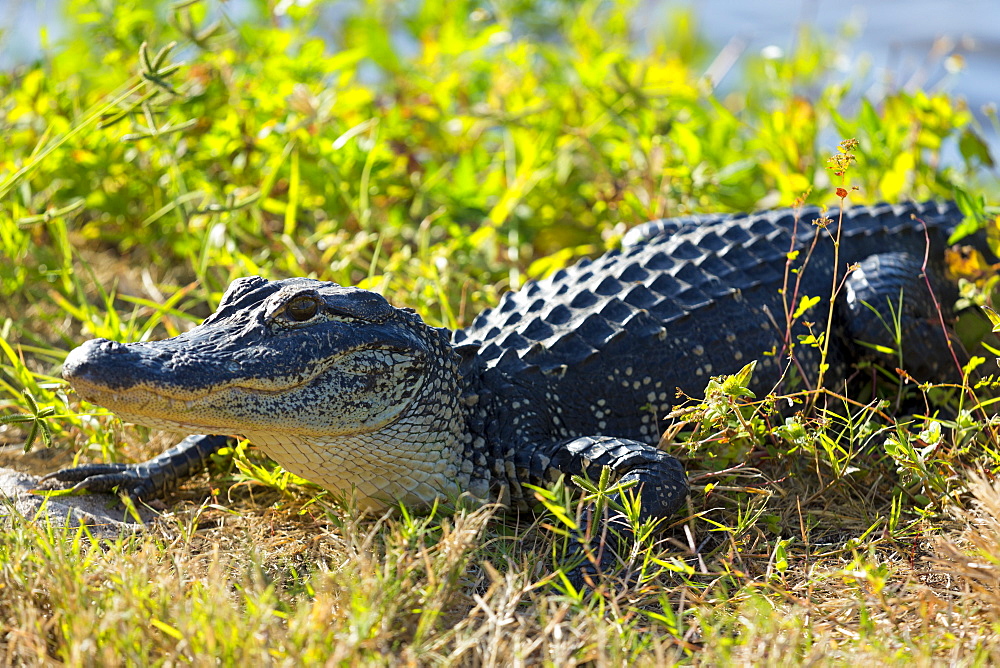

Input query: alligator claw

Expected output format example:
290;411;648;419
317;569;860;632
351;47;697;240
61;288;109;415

562;550;618;591
555;515;633;590
40;463;131;484
41;465;150;499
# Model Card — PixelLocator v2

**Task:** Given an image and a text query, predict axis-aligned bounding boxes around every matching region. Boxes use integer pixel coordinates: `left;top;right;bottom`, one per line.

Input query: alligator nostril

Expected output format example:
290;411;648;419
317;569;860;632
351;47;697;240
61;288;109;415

93;338;129;354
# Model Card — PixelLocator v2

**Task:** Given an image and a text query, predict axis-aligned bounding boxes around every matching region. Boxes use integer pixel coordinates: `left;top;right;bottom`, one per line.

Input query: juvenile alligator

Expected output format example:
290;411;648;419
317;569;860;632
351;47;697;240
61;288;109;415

54;201;970;548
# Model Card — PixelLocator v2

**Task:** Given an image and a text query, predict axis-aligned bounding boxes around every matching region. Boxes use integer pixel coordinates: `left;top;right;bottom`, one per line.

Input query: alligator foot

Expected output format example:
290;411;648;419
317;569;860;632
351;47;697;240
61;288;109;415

39;462;164;502
560;533;626;591
0;467;156;533
40;434;232;503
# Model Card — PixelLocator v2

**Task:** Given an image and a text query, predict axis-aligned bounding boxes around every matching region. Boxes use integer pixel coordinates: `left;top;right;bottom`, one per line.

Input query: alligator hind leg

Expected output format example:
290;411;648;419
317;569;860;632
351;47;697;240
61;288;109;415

843;251;966;383
41;434;232;503
516;435;687;580
519;435;688;521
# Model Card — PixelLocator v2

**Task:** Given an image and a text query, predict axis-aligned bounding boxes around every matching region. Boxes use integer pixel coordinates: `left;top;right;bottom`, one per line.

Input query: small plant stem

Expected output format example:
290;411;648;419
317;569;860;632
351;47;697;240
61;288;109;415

779;223;824;391
915;217;1000;449
814;207;843;394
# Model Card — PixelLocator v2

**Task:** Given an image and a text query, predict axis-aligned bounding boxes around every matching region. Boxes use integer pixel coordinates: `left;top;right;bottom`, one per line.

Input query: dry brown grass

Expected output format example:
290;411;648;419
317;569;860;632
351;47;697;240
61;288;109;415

6;460;1000;665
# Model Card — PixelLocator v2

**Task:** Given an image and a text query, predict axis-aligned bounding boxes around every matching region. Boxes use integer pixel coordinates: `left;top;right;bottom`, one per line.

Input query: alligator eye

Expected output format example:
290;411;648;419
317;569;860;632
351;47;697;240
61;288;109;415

285;296;319;322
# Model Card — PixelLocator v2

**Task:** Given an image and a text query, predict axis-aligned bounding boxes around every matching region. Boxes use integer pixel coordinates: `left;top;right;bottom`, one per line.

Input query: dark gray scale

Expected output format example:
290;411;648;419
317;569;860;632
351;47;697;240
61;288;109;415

621;212;735;247
616;263;649;283
644;251;675;272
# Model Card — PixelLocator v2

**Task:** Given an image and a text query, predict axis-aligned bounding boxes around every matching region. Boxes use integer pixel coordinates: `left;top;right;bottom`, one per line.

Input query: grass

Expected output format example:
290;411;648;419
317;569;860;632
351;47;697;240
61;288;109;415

2;0;1000;664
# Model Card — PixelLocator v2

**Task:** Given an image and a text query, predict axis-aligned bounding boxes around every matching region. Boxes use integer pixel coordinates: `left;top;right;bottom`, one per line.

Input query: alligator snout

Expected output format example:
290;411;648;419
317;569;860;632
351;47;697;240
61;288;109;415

62;338;139;391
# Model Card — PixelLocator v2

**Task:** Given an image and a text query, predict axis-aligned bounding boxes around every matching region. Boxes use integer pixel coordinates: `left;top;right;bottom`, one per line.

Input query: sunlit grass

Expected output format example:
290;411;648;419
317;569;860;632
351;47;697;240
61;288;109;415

1;0;999;663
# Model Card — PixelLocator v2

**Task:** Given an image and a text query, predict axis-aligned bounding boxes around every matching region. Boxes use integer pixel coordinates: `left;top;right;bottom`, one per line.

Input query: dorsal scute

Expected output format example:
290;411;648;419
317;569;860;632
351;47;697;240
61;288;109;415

452;201;963;372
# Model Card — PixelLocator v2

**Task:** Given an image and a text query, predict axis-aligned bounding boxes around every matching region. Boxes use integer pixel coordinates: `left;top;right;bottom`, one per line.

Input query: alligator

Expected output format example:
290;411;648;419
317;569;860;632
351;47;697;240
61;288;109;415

52;201;972;559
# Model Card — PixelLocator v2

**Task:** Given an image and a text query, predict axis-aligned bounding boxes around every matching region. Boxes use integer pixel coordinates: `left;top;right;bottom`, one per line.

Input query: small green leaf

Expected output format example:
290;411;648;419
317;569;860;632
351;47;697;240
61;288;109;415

958;128;994;168
792;295;821;319
798;333;821;346
983;306;1000;331
775;538;791;574
721;361;757;398
150;619;184;641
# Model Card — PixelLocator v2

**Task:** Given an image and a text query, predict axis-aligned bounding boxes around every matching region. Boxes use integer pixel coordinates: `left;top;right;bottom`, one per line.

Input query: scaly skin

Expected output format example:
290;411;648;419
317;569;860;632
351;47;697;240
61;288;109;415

55;201;968;551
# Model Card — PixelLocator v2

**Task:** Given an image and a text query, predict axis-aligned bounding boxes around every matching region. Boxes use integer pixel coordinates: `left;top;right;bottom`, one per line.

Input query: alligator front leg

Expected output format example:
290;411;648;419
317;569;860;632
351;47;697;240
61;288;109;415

516;435;687;579
41;434;231;503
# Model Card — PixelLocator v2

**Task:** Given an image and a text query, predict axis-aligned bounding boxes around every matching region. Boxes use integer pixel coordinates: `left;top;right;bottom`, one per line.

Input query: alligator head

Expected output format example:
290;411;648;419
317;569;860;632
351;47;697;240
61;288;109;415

62;277;476;509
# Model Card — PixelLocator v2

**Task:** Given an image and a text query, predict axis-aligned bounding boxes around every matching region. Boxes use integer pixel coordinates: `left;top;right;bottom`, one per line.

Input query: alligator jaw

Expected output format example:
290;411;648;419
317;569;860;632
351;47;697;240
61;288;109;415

62;338;425;438
60;372;241;435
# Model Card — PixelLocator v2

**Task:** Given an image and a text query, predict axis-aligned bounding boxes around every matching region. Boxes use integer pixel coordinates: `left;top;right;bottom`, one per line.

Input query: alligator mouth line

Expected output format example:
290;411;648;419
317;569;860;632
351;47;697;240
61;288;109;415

68;374;315;406
70;381;305;434
65;346;368;405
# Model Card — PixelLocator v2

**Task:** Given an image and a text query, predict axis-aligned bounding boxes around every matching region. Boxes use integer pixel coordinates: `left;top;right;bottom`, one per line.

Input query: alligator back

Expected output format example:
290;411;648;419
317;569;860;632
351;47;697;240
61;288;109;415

452;201;963;445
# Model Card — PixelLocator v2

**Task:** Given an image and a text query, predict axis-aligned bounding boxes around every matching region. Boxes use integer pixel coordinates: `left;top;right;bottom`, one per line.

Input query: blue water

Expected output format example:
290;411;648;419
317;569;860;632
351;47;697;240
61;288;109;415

2;0;63;67
648;0;999;136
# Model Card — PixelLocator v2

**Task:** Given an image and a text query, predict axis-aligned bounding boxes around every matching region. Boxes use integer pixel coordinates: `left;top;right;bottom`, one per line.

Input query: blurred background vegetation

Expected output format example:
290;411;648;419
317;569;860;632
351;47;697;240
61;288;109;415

3;0;996;306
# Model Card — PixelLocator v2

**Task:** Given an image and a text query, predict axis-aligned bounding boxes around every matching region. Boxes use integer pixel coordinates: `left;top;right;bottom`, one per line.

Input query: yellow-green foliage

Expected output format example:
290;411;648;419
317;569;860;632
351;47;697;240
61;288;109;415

2;0;1000;664
2;0;992;314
